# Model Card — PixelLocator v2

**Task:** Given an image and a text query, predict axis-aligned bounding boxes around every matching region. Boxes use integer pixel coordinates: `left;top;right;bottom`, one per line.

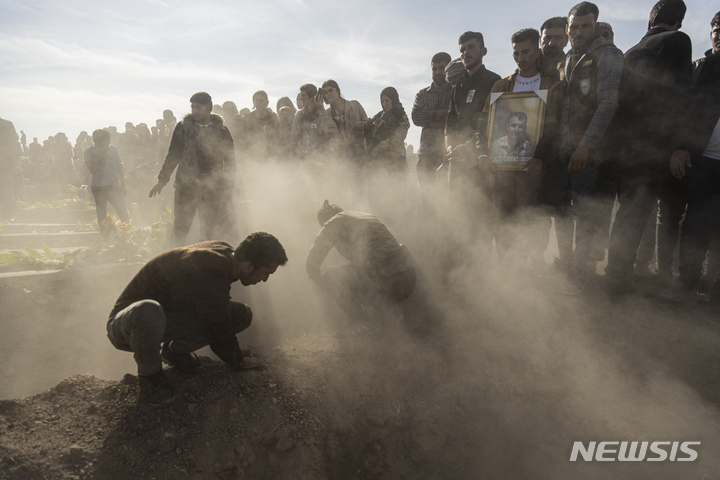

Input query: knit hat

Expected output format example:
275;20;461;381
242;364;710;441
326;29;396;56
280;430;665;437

445;59;465;79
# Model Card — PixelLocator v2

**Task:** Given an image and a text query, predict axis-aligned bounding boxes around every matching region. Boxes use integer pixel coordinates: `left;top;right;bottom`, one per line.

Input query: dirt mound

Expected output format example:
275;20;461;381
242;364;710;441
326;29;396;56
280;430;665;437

2;280;720;480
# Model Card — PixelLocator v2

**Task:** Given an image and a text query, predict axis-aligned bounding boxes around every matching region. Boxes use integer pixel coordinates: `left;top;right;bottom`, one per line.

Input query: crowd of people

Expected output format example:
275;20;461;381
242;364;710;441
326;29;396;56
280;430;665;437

1;0;719;309
2;0;720;406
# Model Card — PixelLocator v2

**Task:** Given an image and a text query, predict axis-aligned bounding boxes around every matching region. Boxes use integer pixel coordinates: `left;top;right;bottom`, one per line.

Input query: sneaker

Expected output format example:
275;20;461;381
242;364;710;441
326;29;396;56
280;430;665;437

138;370;175;407
162;342;199;374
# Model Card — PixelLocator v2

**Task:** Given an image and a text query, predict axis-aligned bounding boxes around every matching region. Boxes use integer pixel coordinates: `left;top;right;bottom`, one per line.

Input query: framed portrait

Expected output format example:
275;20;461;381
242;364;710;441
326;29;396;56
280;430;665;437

486;90;548;171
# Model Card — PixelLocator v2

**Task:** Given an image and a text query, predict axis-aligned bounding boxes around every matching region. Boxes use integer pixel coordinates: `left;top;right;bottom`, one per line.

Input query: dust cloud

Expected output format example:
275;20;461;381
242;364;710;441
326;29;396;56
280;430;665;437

2;119;719;479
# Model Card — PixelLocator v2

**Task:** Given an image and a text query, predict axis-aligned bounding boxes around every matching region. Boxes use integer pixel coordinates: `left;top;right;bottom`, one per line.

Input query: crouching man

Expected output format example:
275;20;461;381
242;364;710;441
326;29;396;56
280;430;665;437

306;200;419;336
107;232;288;407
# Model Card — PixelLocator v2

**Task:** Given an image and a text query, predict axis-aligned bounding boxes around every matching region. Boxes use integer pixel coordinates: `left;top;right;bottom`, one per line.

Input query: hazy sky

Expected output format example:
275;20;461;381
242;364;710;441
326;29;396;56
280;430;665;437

1;0;716;149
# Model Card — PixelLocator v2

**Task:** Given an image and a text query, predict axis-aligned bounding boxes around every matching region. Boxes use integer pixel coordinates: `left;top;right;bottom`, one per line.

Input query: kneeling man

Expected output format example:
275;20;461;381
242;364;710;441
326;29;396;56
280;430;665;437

107;232;288;406
306;200;417;336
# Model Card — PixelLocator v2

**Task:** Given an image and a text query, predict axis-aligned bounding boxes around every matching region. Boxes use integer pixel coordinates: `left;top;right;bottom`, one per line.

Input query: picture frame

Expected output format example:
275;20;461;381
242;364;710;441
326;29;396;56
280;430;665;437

486;90;548;171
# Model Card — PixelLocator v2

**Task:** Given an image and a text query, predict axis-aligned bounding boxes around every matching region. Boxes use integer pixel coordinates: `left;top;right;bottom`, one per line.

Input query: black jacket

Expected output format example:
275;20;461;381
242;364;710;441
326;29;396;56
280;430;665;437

445;65;501;149
158;113;235;188
686;50;720;158
607;27;693;167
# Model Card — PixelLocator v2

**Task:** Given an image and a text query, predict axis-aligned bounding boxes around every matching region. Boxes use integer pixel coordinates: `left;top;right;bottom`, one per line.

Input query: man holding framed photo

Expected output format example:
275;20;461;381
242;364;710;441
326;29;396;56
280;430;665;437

475;28;561;273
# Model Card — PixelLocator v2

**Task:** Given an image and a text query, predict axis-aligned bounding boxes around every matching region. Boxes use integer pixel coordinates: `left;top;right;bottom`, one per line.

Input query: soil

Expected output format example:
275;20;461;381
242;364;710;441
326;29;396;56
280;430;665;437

1;265;719;480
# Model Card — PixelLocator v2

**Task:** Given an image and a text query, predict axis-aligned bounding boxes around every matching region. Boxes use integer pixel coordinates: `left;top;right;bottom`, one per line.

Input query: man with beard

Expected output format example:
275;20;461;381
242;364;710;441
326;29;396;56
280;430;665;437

604;0;693;295
558;2;623;294
411;51;453;194
536;18;577;272
149;92;236;247
444;31;501;252
538;17;569;81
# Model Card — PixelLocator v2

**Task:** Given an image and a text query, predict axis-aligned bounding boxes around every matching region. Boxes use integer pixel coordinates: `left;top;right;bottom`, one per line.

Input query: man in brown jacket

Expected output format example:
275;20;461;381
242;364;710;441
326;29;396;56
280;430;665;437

475;28;561;272
107;232;288;407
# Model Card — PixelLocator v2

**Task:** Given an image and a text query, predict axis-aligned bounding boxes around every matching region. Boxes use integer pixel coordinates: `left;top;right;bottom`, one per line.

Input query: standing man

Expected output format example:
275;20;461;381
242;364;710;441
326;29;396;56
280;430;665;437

411;52;453;195
0;117;21;221
538;17;576;272
149;92;236;247
560;2;623;293
666;10;720;305
107;232;288;406
476;28;561;272
444;31;501;251
84;129;130;240
604;0;692;293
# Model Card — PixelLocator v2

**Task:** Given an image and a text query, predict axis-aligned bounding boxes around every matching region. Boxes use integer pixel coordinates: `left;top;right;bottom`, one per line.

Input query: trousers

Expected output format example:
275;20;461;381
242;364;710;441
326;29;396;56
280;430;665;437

107;299;252;375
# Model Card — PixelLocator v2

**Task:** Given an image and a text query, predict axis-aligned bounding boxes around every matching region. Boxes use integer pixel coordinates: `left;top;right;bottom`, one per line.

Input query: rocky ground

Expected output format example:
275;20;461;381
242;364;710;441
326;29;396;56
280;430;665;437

1;263;719;479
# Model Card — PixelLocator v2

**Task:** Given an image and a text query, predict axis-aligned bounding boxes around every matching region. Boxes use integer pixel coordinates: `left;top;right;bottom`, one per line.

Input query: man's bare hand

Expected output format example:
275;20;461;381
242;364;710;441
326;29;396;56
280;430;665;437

525;157;542;175
148;181;165;198
670;150;692;179
235;356;263;370
568;146;589;172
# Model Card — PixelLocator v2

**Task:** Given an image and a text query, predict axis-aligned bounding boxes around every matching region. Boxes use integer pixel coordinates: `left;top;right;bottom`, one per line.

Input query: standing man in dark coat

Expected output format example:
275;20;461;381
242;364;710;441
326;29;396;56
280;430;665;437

666;11;720;305
604;0;693;293
444;31;501;252
149;92;236;246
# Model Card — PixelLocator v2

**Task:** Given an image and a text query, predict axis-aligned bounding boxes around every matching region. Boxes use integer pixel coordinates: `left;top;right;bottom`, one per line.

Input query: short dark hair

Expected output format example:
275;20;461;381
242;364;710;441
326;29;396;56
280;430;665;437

541;16;568;32
92;129;110;145
649;0;686;27
713;11;720;27
512;28;540;46
431;52;452;64
190;92;212;106
317;200;344;226
458;31;485;49
509;111;528;124
300;83;317;98
569;2;599;21
234;232;288;268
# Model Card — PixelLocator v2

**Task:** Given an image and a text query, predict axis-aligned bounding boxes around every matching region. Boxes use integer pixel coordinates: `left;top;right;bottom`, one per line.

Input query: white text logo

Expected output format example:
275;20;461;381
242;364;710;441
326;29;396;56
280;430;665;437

569;441;700;462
